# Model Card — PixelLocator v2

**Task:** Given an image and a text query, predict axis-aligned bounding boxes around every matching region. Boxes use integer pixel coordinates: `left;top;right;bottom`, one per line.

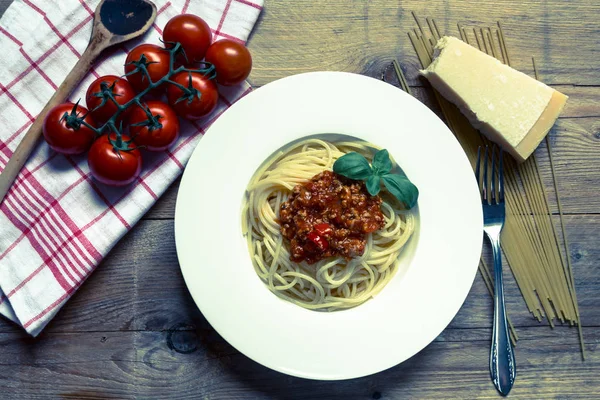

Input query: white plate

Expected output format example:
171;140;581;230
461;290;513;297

175;71;482;380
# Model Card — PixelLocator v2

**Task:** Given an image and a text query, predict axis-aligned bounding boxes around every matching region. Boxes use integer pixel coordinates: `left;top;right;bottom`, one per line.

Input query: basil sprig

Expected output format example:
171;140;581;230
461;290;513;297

333;149;419;209
331;152;372;180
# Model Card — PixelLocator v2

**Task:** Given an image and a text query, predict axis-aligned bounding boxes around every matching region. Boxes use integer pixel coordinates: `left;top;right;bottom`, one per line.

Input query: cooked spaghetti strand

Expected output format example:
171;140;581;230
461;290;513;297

243;139;415;311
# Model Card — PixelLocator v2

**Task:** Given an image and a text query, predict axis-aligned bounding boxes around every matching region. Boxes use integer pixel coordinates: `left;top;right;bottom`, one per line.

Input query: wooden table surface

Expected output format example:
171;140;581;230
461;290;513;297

1;1;599;399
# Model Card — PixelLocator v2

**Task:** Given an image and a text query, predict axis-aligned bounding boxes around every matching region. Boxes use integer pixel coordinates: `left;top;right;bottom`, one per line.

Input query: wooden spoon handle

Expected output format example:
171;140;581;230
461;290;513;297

0;43;104;203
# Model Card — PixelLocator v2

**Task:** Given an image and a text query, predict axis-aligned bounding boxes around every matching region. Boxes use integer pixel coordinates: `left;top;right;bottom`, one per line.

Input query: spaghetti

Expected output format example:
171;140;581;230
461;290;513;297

241;139;415;311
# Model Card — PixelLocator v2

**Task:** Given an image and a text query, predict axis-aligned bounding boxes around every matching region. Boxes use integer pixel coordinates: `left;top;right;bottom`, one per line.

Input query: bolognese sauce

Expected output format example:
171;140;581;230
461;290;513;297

279;170;385;264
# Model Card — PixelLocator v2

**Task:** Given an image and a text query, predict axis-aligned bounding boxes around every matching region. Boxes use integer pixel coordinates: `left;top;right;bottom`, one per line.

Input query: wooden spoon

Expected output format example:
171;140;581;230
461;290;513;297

0;0;157;203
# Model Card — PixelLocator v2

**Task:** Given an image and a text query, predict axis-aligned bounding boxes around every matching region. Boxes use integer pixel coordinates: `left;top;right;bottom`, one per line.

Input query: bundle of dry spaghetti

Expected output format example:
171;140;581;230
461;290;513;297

397;14;584;356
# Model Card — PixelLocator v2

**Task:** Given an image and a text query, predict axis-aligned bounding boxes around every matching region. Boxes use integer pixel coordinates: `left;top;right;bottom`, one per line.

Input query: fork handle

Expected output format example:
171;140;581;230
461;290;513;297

488;235;516;396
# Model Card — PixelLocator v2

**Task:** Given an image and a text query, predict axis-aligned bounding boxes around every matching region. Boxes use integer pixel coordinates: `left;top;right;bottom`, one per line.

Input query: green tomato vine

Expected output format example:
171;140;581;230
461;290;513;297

65;41;215;152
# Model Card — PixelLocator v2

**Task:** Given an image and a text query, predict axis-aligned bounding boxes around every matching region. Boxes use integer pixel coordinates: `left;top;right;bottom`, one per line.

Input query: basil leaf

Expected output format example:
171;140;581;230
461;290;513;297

372;149;392;176
366;175;381;196
382;173;419;209
333;152;373;180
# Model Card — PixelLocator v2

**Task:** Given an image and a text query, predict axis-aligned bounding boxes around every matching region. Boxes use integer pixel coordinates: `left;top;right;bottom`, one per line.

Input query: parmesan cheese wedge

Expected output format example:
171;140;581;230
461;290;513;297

421;36;567;162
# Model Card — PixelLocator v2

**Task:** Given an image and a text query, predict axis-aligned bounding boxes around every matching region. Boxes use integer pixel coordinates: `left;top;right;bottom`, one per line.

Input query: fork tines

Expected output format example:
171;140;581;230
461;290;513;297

476;146;504;205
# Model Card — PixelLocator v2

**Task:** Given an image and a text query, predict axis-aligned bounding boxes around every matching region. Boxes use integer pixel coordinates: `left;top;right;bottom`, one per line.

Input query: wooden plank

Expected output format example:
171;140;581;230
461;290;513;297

2;213;597;334
0;327;597;399
247;0;600;87
536;117;600;214
555;85;600;118
129;327;597;400
0;332;136;399
143;115;600;219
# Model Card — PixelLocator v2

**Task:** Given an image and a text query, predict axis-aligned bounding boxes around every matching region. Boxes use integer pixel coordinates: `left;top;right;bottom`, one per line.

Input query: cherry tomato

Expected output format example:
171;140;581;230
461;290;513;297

85;75;136;125
314;223;332;236
42;102;96;154
163;14;212;64
88;133;142;186
124;44;170;93
166;72;218;120
205;39;252;86
128;101;180;151
307;231;328;251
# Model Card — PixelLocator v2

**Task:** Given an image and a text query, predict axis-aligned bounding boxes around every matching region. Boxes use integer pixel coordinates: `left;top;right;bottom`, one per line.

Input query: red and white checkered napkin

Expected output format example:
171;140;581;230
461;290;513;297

0;0;263;336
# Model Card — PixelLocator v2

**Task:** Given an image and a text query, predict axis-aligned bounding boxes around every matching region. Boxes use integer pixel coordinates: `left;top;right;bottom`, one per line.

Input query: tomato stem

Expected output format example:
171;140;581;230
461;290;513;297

130;101;163;131
71;42;218;155
164;79;188;92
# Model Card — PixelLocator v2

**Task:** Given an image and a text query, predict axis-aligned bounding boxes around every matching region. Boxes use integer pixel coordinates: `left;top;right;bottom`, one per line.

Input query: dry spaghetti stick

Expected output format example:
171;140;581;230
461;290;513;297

408;32;432;67
412;11;426;37
530;60;574;318
432;19;442;39
416;29;434;57
518;141;571;321
496;30;507;64
519;159;569;321
462;28;470;44
480;28;490;54
486;29;498;59
392;59;412;95
532;57;585;359
472;28;483;52
458;23;466;41
427;17;439;40
497;22;512;66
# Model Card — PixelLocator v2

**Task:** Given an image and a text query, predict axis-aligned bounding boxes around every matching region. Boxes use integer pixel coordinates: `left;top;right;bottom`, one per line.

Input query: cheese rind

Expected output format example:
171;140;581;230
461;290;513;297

515;90;568;160
420;36;567;162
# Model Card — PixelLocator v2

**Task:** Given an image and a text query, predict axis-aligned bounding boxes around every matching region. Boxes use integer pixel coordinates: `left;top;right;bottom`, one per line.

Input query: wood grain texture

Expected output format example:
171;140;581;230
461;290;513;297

0;327;598;399
247;0;600;86
1;0;599;398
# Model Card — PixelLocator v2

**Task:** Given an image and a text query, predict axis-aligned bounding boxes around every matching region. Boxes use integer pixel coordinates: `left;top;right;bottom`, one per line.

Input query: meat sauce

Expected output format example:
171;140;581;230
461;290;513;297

279;170;385;264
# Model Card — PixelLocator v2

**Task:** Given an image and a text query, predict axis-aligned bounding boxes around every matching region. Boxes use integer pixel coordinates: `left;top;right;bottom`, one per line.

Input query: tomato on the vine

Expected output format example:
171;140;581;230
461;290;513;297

42;102;96;155
85;75;136;125
128;101;180;151
167;72;218;120
87;133;142;186
205;39;252;86
124;44;170;93
163;14;212;65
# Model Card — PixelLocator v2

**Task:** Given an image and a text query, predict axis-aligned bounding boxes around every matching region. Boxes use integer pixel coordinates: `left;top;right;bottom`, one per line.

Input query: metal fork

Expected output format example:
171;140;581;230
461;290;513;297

476;146;516;396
